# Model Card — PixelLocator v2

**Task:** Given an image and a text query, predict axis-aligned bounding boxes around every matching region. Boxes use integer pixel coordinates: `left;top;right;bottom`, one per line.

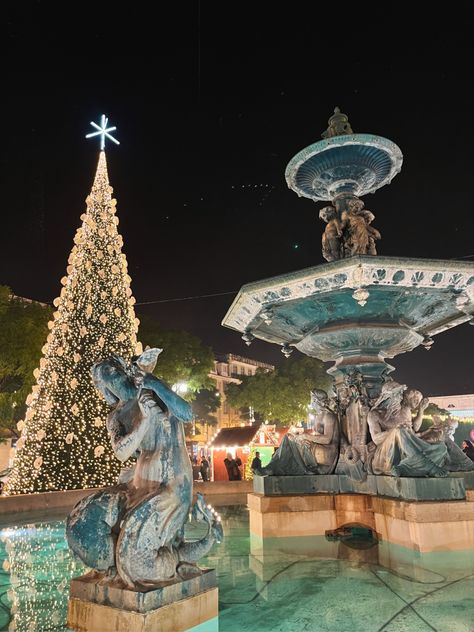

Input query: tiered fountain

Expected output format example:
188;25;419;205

222;108;474;554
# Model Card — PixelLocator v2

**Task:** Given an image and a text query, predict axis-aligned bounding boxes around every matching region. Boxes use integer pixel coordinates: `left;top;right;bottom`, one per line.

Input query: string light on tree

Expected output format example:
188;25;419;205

4;118;141;494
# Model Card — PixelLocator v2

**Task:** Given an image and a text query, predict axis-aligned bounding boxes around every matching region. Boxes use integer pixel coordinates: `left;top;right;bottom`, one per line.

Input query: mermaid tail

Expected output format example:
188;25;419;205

115;489;222;587
66;489;127;571
179;492;223;563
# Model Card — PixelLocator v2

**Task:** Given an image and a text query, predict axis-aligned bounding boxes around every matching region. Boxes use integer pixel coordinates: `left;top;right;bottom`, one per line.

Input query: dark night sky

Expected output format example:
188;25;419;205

2;3;473;395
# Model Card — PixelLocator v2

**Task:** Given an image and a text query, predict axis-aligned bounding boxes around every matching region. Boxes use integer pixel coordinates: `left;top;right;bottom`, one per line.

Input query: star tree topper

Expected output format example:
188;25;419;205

86;115;120;150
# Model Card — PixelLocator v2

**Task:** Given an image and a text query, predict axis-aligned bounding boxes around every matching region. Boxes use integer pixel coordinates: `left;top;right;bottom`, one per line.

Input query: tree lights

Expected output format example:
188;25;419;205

4;151;140;494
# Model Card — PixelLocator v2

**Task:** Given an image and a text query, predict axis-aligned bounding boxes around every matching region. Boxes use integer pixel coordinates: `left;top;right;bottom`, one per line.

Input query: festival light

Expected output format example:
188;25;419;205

4;151;140;494
85;115;120;150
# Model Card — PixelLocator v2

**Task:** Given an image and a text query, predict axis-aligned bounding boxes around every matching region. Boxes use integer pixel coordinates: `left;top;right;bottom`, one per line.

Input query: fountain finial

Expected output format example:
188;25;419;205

321;106;354;139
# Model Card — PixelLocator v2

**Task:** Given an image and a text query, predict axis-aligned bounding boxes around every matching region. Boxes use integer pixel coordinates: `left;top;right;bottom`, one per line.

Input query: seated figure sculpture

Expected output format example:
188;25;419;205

261;389;339;476
66;348;223;589
366;381;448;477
418;415;474;472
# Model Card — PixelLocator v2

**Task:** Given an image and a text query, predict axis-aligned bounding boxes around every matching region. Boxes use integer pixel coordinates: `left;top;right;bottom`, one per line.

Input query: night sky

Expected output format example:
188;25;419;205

2;4;473;395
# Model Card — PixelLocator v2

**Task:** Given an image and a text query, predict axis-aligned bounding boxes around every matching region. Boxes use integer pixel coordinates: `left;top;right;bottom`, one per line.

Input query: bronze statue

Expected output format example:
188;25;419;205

338;372;370;465
321;107;354;139
261;389;340;476
418;416;474;472
320;205;342;261
366;381;448;477
66;350;223;588
319;196;381;261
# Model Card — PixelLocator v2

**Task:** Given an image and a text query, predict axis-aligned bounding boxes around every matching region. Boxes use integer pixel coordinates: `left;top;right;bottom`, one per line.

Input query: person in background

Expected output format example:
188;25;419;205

200;456;210;481
462;440;474;461
224;453;241;481
234;456;243;480
251;451;262;474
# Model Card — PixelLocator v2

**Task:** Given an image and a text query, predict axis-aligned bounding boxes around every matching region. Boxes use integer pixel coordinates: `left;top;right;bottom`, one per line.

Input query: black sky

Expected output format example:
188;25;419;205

2;3;473;395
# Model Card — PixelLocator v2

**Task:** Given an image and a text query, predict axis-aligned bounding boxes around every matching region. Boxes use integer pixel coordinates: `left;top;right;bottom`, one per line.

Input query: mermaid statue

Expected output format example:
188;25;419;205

66;348;223;589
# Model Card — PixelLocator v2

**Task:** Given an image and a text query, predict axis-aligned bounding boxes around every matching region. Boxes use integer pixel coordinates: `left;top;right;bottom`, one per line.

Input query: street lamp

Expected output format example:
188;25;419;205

172;382;188;395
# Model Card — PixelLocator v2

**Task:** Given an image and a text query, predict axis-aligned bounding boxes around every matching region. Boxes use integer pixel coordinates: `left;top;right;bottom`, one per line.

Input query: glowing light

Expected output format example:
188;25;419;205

172;382;188;394
4;151;139;495
85;114;120;150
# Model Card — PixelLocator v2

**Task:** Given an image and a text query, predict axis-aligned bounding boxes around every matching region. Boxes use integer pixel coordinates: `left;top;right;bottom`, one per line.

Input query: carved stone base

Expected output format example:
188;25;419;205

248;491;474;552
253;473;470;501
67;570;218;632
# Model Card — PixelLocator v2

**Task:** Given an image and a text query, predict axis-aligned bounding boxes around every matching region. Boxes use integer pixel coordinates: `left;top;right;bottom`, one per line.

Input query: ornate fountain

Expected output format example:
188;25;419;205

222;108;474;507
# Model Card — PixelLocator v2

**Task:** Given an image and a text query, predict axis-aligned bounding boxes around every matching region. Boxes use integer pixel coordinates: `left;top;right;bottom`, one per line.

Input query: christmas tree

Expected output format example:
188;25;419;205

4;150;141;494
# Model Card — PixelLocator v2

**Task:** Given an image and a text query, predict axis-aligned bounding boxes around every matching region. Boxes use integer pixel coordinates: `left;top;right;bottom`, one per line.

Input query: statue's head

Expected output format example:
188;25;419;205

349;199;364;214
91;355;138;404
311;388;328;407
373;380;406;409
319;206;336;223
92;348;164;405
403;388;423;409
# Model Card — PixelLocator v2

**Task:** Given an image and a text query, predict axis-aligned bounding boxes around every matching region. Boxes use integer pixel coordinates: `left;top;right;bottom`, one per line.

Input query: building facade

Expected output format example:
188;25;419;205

209;353;274;429
429;394;474;420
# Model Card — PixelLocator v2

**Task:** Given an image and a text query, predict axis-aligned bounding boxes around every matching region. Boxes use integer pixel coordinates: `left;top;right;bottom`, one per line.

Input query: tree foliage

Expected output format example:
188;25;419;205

225;355;330;425
138;315;215;397
420;402;451;431
0;287;52;436
192;388;220;426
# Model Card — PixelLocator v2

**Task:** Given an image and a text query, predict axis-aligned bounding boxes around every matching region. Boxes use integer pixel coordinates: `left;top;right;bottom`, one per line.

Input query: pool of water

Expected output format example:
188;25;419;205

0;506;472;631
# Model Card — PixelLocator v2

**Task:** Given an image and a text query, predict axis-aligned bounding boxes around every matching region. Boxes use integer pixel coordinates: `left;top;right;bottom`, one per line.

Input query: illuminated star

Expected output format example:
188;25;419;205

85;115;120;150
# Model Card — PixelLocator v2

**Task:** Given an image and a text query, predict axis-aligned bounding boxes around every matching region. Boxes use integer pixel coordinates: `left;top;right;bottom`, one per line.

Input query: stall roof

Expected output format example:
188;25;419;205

210;425;259;448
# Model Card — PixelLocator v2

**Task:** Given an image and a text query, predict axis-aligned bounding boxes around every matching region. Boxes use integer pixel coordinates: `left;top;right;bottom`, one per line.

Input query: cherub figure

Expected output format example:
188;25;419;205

340;198;381;256
319;205;342;261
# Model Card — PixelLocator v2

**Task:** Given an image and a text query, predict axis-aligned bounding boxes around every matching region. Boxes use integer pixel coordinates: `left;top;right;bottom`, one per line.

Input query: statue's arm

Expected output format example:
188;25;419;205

108;402;150;462
304;413;335;445
333;218;342;237
412;397;429;432
367;411;391;446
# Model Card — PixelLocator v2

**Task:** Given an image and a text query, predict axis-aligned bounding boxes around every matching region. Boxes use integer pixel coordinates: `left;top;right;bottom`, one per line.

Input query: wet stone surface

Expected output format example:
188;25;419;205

0;506;472;631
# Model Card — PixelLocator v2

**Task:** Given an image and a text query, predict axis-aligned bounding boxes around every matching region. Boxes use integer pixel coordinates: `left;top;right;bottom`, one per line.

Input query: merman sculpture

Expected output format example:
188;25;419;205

261;377;474;480
66;348;223;589
261;389;339;476
366;381;447;477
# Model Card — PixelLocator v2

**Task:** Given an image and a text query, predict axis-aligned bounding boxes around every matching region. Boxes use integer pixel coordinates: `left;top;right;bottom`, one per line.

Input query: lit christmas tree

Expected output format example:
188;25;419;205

5;136;141;494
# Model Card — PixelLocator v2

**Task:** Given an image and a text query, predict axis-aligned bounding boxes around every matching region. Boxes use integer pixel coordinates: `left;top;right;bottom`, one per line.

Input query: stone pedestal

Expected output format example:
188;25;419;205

248;489;474;553
67;569;218;632
253;473;469;500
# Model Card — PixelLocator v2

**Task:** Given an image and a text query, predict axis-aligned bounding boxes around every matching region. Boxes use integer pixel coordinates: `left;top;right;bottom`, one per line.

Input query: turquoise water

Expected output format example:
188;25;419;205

0;506;473;631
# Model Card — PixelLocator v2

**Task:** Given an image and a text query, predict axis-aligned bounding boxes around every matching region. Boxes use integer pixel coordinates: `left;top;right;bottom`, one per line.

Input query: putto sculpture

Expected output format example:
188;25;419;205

66;348;223;588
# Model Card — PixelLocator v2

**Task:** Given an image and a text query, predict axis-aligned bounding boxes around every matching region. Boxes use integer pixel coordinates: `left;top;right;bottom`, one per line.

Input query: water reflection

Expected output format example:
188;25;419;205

0;521;84;631
201;506;474;632
0;507;471;632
